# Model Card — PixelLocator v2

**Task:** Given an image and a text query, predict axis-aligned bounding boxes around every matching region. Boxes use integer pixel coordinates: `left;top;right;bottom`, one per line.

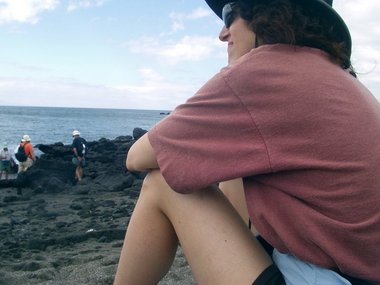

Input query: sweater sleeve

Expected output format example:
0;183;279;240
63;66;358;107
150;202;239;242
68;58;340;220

148;70;271;194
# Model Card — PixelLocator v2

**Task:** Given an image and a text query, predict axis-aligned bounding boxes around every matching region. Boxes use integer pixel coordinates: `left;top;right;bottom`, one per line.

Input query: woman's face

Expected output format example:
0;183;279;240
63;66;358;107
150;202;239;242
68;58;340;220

219;17;256;64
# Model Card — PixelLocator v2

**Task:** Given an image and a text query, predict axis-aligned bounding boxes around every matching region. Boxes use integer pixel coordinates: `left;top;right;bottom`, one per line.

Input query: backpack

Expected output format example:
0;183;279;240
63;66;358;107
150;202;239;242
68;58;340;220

76;138;88;156
15;144;28;162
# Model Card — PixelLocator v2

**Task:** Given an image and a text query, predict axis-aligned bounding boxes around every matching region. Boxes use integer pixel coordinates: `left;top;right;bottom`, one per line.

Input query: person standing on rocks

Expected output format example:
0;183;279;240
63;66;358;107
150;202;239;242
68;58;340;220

0;144;11;180
17;135;36;173
71;130;87;182
114;0;380;284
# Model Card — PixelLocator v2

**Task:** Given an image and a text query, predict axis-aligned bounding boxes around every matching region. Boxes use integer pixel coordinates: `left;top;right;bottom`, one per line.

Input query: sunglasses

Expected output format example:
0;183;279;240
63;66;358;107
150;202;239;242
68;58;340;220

222;2;236;28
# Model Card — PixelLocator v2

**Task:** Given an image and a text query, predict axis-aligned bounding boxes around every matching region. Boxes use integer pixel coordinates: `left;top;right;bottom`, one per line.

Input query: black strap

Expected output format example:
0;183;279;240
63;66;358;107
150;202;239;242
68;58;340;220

252;264;285;285
256;235;274;256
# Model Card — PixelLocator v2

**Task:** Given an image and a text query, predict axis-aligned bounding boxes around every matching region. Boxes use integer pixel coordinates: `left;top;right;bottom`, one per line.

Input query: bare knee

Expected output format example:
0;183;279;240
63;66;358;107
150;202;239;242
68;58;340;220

139;170;173;208
141;170;165;194
139;170;213;223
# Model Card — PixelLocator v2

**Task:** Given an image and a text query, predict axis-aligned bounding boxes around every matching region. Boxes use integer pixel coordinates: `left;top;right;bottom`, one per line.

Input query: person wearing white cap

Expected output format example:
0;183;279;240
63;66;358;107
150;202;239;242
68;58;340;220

0;144;11;180
114;0;380;284
71;130;87;182
17;134;36;173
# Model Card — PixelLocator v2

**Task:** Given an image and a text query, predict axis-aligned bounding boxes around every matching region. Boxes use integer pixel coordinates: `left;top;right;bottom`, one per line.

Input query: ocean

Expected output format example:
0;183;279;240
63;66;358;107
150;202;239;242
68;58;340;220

0;105;169;154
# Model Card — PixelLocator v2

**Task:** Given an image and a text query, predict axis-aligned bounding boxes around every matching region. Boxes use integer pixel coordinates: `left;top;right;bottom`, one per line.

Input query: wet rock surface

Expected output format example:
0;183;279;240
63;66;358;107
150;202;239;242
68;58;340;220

0;129;194;285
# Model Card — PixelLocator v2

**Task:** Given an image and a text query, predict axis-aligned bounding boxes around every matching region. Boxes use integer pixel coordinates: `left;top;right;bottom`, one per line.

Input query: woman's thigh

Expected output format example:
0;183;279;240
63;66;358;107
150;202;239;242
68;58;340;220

145;170;274;284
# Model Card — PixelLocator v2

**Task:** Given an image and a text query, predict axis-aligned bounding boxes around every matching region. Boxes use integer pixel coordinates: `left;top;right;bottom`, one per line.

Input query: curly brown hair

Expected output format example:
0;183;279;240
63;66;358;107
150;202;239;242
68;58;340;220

232;0;356;76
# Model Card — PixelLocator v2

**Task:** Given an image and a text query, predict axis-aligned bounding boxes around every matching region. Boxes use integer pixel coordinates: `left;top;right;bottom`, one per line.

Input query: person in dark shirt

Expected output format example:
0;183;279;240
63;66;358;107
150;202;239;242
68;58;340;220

71;130;87;182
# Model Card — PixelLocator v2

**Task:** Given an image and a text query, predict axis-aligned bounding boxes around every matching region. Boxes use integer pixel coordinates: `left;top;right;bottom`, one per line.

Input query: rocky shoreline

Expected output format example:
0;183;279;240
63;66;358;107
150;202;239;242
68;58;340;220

0;128;195;285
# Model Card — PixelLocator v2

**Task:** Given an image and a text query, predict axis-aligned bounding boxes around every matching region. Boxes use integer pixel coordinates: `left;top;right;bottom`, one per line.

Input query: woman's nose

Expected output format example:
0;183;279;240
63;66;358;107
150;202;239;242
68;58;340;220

219;26;229;42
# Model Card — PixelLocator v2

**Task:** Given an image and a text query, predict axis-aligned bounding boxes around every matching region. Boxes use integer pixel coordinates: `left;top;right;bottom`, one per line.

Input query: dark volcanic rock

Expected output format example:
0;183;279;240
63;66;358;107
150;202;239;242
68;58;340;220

14;159;75;190
132;127;148;140
0;127;149;283
10;129;143;191
0;127;194;285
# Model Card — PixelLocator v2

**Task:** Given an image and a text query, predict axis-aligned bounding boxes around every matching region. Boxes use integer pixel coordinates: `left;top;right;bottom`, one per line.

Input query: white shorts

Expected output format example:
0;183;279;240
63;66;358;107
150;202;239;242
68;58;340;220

273;249;351;285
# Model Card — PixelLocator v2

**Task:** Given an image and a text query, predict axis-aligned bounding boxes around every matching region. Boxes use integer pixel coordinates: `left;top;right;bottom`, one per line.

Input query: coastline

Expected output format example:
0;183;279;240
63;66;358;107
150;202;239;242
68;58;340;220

0;130;194;284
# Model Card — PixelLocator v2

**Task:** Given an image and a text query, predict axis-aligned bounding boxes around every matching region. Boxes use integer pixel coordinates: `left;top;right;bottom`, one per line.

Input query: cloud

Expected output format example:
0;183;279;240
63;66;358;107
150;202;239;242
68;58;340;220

0;72;198;110
169;12;185;33
122;6;222;65
113;68;168;94
187;7;211;19
168;7;211;33
67;0;108;12
339;1;380;48
111;68;198;108
159;36;221;62
0;76;125;108
124;35;223;64
332;0;380;98
0;0;58;24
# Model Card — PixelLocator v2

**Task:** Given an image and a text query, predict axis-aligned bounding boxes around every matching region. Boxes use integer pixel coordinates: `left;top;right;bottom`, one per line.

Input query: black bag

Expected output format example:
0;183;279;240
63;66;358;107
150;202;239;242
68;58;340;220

76;138;88;156
15;144;28;162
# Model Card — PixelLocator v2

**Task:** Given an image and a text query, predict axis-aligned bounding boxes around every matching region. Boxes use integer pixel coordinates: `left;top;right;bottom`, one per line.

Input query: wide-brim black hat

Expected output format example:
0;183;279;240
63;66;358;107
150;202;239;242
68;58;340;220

205;0;351;58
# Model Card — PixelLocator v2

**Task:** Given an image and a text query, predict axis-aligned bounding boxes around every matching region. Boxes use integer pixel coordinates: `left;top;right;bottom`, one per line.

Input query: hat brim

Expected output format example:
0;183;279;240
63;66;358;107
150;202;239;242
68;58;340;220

204;0;351;57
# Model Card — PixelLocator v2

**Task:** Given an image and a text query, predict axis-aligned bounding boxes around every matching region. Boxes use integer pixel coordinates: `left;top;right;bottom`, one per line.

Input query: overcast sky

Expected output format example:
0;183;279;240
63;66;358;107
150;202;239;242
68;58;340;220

0;0;379;110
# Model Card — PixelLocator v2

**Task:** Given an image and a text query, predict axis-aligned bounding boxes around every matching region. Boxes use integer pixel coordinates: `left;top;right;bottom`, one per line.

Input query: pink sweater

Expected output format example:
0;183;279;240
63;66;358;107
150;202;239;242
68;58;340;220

149;44;380;283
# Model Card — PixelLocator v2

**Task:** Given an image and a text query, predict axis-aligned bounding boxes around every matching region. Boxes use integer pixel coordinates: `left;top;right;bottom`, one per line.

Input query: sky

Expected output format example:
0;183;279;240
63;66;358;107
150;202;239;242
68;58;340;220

0;0;379;110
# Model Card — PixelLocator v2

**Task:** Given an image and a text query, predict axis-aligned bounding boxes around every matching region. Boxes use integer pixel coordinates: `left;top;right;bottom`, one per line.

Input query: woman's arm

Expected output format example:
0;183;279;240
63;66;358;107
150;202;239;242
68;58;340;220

126;133;159;171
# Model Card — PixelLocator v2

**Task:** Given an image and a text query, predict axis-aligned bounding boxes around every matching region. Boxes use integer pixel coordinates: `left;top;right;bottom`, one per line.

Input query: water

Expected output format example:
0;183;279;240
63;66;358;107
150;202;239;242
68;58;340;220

0;105;169;153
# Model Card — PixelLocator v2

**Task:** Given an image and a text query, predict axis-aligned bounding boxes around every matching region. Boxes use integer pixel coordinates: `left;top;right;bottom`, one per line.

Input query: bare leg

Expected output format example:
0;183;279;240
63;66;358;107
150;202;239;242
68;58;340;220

18;163;24;173
76;166;83;181
219;178;259;235
114;170;272;285
114;172;178;285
